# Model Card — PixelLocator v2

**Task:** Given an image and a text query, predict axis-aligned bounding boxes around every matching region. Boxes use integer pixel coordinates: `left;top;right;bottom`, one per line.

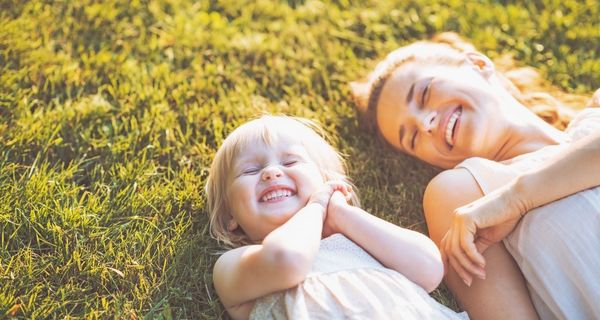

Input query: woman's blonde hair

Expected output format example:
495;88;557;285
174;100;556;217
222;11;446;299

205;115;359;248
350;32;588;134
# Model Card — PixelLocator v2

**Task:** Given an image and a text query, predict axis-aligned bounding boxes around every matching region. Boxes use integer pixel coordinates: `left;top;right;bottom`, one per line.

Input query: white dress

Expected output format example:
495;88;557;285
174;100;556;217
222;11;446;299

456;108;600;320
249;233;468;319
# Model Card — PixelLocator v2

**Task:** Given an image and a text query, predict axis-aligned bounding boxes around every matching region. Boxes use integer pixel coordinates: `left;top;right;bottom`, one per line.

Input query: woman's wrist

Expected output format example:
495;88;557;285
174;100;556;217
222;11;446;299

506;174;534;218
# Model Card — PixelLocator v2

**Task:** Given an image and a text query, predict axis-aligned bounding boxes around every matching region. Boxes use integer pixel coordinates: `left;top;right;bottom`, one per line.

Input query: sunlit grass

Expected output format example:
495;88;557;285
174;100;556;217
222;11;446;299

1;0;598;318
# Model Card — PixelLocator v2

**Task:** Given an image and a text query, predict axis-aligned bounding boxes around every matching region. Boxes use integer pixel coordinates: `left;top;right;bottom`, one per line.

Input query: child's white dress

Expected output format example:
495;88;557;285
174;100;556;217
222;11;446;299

456;108;600;320
249;233;468;319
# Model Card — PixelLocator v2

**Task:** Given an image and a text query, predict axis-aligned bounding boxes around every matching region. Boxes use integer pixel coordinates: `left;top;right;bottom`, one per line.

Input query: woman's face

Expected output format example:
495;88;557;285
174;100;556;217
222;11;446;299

376;56;510;168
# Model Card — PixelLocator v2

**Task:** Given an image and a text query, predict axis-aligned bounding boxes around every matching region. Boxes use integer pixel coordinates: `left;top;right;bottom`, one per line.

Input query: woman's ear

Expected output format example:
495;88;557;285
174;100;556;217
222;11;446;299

466;51;495;79
589;88;600;108
349;81;370;115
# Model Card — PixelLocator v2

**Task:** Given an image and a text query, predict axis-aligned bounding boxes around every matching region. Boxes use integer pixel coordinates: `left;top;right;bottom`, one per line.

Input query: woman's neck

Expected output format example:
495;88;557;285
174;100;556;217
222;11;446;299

494;100;568;161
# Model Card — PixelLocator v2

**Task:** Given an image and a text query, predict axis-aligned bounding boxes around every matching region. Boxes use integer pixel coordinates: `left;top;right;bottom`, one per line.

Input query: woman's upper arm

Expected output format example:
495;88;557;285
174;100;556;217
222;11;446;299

423;168;485;244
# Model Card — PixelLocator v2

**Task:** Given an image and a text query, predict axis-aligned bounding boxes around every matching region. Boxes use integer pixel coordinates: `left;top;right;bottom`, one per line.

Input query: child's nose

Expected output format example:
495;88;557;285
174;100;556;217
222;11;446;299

261;166;283;181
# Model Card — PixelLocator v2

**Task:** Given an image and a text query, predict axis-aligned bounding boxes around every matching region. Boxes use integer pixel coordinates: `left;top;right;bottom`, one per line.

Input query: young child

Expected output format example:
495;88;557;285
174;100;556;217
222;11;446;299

205;115;468;319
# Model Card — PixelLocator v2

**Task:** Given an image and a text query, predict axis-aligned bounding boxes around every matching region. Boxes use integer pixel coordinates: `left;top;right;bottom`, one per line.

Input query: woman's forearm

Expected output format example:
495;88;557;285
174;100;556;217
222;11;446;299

515;129;600;214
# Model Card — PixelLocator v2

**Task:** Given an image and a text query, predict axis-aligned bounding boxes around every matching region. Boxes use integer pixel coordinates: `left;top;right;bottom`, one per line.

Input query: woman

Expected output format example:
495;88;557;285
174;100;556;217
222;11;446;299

350;33;600;319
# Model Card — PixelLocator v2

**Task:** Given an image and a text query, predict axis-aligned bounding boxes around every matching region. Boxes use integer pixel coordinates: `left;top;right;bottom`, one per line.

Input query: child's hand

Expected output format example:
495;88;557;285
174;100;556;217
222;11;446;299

307;181;352;221
322;190;352;237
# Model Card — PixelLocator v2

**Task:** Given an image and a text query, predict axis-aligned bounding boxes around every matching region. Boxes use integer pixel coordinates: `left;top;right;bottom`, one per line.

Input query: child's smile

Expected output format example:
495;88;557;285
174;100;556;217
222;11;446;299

259;186;296;203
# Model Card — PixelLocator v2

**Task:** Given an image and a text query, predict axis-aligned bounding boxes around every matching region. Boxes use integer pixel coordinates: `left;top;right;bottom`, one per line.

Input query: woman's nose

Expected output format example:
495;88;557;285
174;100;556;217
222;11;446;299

261;166;283;181
416;110;438;133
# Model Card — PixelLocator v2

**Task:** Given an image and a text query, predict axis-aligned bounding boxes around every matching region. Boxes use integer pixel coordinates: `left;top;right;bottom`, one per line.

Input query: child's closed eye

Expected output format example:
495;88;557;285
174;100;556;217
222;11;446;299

242;167;261;175
283;160;298;166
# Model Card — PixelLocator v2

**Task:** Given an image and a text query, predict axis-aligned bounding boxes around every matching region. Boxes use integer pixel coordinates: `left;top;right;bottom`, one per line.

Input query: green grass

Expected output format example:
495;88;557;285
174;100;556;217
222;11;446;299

1;0;598;318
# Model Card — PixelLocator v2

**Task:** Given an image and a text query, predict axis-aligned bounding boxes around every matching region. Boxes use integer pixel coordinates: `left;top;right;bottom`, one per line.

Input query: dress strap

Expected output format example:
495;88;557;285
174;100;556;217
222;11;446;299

455;157;517;195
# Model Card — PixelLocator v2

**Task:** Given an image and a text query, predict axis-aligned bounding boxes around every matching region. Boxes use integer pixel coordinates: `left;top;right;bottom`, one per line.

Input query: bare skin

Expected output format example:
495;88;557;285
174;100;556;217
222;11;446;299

424;168;539;319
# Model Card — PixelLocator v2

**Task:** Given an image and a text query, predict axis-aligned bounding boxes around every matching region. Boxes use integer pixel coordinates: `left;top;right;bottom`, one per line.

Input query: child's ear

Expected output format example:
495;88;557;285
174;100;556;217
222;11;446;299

226;217;239;231
466;51;495;79
349;81;370;115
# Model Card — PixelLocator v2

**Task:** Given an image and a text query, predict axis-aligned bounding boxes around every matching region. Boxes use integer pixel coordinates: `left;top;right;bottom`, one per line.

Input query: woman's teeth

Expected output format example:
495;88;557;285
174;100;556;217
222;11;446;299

262;189;293;202
445;108;462;146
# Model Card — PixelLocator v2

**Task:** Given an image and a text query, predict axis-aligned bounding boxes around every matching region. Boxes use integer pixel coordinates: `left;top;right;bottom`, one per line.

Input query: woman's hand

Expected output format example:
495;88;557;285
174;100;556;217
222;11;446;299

440;183;528;286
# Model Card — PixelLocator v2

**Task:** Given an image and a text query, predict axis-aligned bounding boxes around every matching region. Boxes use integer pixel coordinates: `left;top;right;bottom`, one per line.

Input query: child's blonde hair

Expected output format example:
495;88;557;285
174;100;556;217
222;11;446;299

205;115;359;248
350;32;588;135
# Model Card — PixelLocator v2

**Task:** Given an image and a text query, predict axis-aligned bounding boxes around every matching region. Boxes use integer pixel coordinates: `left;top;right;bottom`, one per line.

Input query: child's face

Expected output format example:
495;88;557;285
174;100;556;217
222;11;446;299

226;132;324;241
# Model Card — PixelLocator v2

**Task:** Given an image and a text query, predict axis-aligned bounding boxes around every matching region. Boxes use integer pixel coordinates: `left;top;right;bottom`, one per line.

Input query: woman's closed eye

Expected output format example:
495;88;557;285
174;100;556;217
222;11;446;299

411;130;418;150
420;77;433;108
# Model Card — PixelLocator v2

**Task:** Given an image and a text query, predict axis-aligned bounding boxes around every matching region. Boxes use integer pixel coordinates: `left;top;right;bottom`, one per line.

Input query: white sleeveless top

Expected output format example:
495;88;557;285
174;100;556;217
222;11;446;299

456;108;600;320
249;233;468;319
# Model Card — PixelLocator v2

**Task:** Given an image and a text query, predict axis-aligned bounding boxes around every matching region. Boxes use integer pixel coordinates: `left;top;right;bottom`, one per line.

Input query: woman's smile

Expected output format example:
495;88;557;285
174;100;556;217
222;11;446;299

443;106;462;148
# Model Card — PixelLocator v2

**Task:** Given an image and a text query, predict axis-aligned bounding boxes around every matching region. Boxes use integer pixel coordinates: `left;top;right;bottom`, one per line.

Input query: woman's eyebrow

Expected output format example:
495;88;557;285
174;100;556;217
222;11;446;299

406;82;415;104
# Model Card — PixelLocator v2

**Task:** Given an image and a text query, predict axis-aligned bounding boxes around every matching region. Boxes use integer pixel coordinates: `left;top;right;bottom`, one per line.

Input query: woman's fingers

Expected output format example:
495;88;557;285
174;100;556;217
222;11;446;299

457;214;487;268
447;249;473;286
457;222;487;280
443;227;472;286
450;219;485;282
441;215;488;286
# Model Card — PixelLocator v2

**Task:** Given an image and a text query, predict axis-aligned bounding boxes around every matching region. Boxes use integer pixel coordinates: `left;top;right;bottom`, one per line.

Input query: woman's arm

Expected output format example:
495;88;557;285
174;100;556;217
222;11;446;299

514;128;600;213
444;127;600;280
326;192;443;292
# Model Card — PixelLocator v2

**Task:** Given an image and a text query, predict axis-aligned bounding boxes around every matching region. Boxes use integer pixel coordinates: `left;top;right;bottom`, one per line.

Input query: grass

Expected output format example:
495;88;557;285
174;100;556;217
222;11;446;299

1;0;598;318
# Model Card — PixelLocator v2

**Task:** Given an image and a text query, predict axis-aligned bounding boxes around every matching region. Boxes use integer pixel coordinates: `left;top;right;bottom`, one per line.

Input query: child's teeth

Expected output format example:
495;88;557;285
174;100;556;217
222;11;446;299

262;189;292;202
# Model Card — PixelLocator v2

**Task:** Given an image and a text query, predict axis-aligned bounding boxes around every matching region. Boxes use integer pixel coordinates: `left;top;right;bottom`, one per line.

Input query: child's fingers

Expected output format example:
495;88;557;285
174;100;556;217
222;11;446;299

326;181;352;196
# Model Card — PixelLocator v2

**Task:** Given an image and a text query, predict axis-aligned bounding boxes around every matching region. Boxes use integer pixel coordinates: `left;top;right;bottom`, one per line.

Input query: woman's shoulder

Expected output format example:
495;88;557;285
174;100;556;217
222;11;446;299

423;168;485;217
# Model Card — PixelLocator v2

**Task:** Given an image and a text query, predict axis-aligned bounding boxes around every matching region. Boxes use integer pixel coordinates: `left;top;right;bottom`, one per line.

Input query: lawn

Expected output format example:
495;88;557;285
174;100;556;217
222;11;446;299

1;0;598;318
